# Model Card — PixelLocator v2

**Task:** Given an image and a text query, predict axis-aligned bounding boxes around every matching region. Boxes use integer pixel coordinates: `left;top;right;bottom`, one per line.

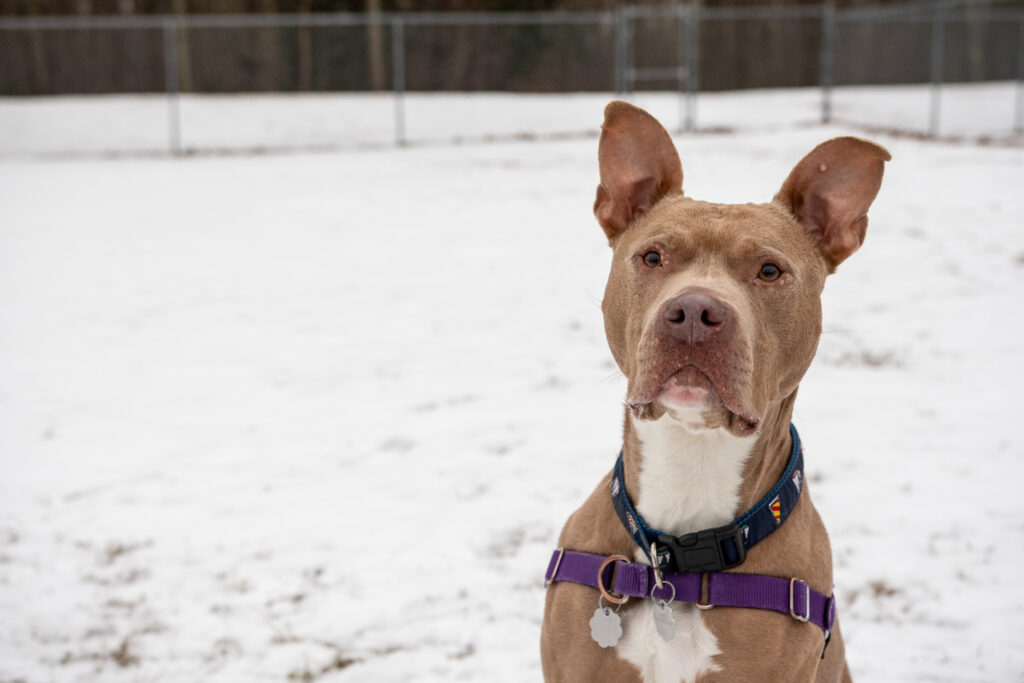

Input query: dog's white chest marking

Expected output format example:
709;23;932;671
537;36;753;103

616;412;755;683
619;600;722;683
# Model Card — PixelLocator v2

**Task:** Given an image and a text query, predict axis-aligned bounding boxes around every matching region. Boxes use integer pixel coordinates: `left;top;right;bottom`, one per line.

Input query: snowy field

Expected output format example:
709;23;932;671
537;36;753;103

0;82;1021;156
1;87;1023;683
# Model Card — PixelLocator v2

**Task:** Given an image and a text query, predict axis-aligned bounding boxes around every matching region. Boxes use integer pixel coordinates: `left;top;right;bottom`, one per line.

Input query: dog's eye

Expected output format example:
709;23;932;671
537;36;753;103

642;251;662;267
758;263;782;281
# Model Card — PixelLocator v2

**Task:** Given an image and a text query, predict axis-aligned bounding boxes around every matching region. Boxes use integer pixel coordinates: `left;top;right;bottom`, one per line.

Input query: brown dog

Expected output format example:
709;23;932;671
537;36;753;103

540;102;889;682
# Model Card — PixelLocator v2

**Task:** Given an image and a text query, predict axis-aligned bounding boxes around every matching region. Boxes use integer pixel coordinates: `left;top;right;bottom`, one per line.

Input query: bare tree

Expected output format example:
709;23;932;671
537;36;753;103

298;0;313;90
27;0;50;93
172;0;192;92
367;0;386;90
258;0;283;90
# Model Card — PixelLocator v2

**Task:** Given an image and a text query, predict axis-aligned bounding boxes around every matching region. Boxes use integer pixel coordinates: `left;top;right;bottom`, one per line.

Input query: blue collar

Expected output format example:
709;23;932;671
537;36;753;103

610;423;804;573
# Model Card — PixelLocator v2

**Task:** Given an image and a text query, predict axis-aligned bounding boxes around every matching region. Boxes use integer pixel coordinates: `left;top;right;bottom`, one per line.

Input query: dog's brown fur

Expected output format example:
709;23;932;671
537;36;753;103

540;101;889;682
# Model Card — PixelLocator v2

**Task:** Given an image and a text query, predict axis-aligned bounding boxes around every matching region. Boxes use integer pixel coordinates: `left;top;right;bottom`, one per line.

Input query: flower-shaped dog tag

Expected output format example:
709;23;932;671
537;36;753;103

589;605;623;648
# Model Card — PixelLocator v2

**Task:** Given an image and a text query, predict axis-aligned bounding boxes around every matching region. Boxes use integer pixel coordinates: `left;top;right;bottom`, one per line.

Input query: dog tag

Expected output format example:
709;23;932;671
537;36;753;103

652;600;676;642
589;606;623;648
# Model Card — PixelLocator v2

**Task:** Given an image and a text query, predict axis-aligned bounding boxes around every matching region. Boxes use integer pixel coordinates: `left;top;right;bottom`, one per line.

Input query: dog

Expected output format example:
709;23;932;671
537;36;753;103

540;101;889;683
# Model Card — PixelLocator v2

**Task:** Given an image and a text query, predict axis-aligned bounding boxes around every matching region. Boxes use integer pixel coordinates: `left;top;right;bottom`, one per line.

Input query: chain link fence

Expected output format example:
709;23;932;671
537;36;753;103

1;0;1022;154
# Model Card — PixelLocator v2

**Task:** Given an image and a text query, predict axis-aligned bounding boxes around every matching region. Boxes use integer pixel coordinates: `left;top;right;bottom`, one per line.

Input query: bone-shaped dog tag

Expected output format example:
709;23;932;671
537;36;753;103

589;606;623;648
652;600;676;642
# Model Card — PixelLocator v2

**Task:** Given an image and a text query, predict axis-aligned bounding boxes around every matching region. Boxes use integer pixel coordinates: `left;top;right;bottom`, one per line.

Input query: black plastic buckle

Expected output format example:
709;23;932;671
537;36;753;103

656;524;746;573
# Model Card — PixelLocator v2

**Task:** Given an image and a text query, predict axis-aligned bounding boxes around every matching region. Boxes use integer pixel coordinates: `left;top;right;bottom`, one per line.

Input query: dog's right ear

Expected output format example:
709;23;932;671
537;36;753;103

594;101;683;243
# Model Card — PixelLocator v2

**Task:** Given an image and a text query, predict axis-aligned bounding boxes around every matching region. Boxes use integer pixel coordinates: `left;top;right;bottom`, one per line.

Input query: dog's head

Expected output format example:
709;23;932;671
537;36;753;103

595;101;890;437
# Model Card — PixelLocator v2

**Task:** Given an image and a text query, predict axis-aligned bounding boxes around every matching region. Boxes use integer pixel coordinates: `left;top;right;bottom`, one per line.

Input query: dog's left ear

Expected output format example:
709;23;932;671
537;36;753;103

594;101;684;243
775;137;891;272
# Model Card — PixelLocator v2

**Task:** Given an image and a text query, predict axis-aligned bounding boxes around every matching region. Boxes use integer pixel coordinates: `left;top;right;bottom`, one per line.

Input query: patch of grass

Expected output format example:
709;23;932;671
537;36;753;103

868;579;902;598
287;654;358;682
111;635;139;667
101;539;153;566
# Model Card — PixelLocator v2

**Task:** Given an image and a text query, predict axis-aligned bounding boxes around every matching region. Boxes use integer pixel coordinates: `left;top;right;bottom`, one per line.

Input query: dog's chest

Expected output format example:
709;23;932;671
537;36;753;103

618;600;721;683
616;415;754;683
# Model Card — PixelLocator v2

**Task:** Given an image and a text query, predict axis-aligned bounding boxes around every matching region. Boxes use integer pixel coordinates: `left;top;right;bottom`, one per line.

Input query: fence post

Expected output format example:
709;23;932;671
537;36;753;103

614;8;625;96
624;10;635;95
819;2;835;124
676;4;686;133
1016;18;1024;135
391;16;406;147
929;5;945;138
685;3;699;132
162;18;182;155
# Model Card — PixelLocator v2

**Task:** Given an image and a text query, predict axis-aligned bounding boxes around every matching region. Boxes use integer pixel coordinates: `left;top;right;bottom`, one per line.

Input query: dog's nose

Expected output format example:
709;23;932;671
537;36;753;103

663;292;731;344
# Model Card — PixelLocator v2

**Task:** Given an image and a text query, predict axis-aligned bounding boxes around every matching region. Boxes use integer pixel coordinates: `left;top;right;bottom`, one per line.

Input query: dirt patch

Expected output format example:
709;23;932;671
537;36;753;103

101;540;152;566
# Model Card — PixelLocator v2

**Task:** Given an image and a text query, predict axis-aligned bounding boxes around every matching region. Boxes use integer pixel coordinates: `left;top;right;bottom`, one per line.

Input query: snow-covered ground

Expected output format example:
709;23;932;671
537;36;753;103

0;82;1021;156
1;87;1023;683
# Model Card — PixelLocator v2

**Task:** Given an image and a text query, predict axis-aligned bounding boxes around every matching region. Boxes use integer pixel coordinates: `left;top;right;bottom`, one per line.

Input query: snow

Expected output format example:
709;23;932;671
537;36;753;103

1;85;1023;682
0;82;1020;156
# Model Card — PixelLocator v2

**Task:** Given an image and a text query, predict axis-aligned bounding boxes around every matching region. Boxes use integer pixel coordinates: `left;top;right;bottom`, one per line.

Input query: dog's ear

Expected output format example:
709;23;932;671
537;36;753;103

594;101;683;243
775;137;891;272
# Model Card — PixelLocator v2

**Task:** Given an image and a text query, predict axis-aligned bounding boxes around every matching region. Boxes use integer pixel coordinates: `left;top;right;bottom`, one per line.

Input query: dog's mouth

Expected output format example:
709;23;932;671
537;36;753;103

628;365;760;436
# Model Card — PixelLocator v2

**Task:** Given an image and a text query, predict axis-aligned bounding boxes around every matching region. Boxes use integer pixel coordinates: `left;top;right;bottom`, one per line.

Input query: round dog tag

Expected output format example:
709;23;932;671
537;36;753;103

589;606;623;648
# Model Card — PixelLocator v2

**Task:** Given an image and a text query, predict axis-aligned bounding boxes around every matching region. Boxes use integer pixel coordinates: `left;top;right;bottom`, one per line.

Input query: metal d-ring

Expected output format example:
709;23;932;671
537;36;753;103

598;594;624;613
650;579;676;605
597;554;631;605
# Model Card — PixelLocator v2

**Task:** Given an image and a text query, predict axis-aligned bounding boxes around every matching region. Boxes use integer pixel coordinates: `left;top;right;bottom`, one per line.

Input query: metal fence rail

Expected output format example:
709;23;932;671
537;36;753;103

2;0;1022;154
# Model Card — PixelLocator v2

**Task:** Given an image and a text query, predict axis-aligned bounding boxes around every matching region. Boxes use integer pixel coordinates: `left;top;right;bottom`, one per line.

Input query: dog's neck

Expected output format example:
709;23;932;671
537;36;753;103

622;394;797;538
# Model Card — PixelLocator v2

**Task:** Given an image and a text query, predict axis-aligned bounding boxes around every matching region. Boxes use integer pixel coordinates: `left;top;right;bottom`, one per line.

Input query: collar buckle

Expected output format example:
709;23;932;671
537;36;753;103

789;577;811;622
656;523;746;573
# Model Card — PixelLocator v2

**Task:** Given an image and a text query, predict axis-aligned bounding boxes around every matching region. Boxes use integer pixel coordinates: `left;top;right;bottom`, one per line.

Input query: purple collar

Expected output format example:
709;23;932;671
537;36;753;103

545;549;836;638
